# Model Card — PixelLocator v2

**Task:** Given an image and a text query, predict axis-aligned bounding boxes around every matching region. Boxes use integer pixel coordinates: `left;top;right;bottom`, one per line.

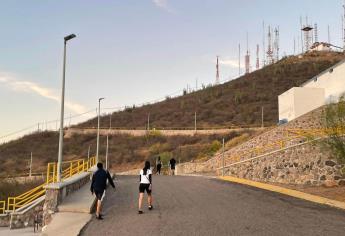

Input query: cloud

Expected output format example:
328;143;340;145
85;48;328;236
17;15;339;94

0;74;87;114
152;0;174;13
215;58;245;69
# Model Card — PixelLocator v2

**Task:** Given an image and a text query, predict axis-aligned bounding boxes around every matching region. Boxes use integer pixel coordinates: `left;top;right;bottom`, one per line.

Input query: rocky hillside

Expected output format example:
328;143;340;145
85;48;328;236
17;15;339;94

78;51;344;129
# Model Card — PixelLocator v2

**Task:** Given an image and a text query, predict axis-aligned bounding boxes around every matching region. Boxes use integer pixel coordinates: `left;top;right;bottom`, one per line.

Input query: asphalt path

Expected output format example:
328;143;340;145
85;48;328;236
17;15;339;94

81;175;345;236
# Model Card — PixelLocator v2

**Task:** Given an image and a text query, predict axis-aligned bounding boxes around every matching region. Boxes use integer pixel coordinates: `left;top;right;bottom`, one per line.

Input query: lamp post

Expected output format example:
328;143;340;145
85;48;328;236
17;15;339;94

96;97;105;163
57;34;76;182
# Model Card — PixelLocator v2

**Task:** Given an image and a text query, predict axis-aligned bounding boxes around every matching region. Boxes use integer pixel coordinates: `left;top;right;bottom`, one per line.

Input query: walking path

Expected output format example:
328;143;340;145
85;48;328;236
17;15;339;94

81;175;345;236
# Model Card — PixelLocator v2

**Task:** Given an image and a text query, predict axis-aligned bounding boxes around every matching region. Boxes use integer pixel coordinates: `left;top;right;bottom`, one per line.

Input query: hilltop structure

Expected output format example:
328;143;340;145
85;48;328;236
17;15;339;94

279;58;345;122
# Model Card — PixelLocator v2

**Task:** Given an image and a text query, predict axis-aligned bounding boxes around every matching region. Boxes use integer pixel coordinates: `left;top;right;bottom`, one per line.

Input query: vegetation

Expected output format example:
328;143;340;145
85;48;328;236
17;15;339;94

0;178;44;201
0;130;260;176
322;97;345;164
77;52;344;129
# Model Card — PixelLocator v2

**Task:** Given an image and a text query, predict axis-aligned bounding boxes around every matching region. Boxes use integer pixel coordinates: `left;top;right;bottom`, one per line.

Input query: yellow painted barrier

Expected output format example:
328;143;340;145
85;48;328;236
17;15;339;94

0;201;5;214
6;156;96;212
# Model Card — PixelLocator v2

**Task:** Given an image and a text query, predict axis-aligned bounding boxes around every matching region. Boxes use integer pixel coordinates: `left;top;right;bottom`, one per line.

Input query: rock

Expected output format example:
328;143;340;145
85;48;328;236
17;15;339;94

334;176;342;180
320;175;326;180
338;180;345;186
323;180;338;187
325;160;337;167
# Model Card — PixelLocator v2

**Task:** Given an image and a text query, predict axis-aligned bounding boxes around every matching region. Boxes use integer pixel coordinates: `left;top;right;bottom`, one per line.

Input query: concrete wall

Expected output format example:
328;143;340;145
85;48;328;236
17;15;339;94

303;60;345;103
278;87;325;121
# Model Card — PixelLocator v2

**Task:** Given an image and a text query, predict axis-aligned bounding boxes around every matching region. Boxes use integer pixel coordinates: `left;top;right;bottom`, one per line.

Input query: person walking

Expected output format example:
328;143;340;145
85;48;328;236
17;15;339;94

138;161;153;214
156;156;162;175
169;157;176;175
90;162;115;220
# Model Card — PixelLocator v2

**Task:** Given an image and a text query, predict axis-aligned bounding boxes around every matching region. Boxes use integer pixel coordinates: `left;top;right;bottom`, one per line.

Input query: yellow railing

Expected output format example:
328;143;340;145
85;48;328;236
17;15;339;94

46;156;96;184
0;201;5;214
6;156;96;212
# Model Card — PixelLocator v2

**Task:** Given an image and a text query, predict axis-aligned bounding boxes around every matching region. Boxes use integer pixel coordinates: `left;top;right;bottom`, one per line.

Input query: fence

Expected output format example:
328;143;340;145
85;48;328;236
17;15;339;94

6;156;96;212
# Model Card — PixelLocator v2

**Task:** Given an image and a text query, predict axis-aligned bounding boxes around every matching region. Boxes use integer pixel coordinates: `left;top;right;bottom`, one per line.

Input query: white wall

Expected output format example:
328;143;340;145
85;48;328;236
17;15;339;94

279;87;325;121
303;61;345;103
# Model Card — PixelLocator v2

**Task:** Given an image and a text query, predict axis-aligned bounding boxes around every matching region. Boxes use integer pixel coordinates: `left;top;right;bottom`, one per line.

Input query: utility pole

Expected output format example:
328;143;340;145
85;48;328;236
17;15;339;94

261;106;264;128
87;145;90;166
106;135;109;170
96;97;105;164
147;113;150;131
29;152;33;177
57;33;76;182
222;138;225;176
194;112;197;133
109;113;112;130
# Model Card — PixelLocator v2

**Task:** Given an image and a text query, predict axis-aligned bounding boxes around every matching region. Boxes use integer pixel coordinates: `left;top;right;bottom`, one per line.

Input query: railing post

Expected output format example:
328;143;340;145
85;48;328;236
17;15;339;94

70;162;73;177
53;163;56;183
222;138;225;176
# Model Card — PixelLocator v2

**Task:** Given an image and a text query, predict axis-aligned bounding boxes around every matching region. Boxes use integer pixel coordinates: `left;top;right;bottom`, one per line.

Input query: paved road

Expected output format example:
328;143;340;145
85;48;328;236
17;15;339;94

81;175;345;236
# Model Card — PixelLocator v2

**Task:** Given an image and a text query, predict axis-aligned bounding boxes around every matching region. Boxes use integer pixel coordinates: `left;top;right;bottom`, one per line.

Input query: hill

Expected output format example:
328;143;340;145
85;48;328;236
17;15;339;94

0;129;259;176
77;51;345;129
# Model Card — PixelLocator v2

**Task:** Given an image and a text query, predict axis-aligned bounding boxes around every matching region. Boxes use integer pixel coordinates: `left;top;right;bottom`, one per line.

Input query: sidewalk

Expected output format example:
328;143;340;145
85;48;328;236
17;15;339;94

41;182;96;236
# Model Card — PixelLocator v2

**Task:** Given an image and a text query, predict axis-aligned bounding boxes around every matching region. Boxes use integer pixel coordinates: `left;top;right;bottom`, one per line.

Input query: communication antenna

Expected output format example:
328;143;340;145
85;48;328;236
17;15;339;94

314;23;318;43
238;44;241;76
301;16;313;51
267;26;274;64
216;56;220;84
262;21;266;66
245;32;250;74
328;25;331;44
300;16;304;53
274;27;280;61
256;44;260;70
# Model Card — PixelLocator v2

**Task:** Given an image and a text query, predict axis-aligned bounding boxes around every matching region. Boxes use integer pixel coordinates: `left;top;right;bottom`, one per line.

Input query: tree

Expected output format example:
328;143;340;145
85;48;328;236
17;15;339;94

322;97;345;163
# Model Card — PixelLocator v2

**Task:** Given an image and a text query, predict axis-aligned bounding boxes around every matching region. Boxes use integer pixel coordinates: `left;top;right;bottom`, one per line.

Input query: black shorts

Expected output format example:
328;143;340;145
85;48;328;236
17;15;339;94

95;190;104;200
139;183;152;194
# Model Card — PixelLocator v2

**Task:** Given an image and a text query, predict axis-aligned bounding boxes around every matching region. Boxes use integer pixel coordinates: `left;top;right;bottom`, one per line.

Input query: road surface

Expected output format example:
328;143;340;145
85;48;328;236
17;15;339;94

81;175;345;236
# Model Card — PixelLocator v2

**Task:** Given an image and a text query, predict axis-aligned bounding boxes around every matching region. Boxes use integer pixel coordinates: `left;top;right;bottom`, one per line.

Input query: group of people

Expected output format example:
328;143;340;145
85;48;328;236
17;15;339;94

90;156;178;219
156;156;176;175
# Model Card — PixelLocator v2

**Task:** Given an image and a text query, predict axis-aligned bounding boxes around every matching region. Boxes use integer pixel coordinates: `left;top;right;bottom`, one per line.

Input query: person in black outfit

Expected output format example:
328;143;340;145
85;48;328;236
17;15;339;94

156;156;162;175
169;158;176;175
90;162;115;220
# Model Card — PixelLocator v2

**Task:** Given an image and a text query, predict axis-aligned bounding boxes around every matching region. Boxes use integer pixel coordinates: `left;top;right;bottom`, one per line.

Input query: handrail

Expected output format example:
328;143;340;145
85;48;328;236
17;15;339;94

0;201;5;214
6;156;96;212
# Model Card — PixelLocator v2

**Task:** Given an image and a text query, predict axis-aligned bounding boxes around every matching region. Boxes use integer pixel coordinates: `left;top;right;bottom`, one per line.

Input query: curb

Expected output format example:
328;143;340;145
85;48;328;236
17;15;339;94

219;176;345;211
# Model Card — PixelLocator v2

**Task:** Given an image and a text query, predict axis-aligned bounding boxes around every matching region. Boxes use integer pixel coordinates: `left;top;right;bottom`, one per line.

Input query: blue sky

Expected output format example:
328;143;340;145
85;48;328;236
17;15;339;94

0;0;344;141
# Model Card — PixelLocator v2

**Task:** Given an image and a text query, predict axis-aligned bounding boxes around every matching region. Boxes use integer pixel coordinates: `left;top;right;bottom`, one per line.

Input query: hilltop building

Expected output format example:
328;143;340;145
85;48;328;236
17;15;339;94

278;59;345;122
310;42;332;52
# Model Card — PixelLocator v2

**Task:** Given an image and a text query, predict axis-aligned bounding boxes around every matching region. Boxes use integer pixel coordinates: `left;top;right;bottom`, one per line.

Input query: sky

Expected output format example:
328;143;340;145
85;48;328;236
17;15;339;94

0;0;344;141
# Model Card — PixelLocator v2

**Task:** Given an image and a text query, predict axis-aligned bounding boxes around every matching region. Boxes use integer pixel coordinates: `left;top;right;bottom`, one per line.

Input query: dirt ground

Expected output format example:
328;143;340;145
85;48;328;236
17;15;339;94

271;183;345;202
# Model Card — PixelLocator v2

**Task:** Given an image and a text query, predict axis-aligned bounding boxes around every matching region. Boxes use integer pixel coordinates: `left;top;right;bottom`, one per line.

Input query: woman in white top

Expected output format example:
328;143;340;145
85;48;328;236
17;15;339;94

138;161;153;214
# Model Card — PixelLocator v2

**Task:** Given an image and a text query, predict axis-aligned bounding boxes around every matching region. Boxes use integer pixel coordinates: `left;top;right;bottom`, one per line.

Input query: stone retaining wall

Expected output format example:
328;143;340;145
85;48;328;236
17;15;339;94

43;172;91;226
10;204;43;229
0;214;10;227
224;141;345;186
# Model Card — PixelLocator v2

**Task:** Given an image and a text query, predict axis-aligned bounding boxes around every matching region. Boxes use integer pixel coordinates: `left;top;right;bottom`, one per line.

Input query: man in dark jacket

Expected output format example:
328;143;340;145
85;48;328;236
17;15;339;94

90;162;115;219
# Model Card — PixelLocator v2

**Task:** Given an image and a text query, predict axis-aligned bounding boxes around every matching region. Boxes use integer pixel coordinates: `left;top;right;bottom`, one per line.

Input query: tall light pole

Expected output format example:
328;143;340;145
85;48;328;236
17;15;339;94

57;34;76;182
96;97;105;163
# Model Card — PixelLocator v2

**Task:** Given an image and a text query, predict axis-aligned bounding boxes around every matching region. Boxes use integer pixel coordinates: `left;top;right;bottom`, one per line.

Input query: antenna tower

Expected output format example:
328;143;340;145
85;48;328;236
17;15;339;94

343;0;345;50
314;23;318;43
238;44;241;76
274;27;280;62
256;44;260;70
262;21;266;66
301;17;313;51
245;33;250;74
216;56;220;84
267;26;274;64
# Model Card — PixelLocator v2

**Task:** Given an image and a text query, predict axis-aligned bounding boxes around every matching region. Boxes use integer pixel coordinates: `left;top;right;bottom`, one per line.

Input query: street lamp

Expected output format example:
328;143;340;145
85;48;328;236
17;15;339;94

57;34;76;182
96;97;105;163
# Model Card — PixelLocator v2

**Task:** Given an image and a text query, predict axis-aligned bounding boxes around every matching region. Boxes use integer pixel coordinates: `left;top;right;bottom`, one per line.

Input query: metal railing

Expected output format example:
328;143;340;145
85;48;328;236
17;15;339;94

0;201;5;214
6;156;96;212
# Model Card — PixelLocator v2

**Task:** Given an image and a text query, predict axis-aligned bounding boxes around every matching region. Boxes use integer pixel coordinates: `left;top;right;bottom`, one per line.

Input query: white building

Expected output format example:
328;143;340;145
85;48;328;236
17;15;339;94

309;42;332;52
278;59;345;122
